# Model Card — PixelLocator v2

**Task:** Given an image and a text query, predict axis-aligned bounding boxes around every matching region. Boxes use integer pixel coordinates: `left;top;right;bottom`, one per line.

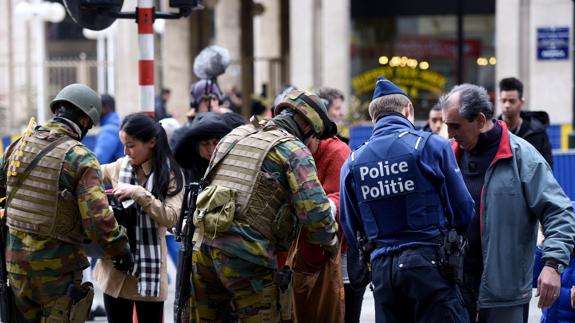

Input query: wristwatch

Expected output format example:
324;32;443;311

544;259;565;274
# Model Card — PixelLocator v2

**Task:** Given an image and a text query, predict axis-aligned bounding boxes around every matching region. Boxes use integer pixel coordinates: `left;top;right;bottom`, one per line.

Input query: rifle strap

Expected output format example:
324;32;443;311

202;127;258;185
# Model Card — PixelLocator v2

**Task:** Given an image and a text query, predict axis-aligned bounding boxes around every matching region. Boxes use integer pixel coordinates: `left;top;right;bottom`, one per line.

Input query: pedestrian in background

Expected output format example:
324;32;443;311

0;83;132;322
170;80;225;150
498;77;554;168
159;117;181;149
190;89;339;322
533;243;575;322
315;87;349;143
154;88;172;121
94;94;124;166
441;83;575;322
285;114;350;323
315;86;365;323
158;116;183;284
93;113;184;323
173;111;244;182
340;77;474;323
422;103;444;135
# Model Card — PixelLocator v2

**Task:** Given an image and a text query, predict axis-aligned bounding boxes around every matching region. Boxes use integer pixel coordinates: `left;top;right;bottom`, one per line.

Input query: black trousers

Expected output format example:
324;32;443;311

460;273;526;323
344;283;365;323
371;246;469;323
103;293;164;323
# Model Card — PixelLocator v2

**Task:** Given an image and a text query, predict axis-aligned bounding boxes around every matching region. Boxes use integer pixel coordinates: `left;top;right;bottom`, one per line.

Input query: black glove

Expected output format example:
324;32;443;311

321;235;339;258
112;253;134;273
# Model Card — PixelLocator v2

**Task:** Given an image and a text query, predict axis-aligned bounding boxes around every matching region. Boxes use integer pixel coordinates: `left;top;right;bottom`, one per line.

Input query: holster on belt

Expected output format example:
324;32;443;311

276;266;293;321
67;282;94;323
439;229;467;284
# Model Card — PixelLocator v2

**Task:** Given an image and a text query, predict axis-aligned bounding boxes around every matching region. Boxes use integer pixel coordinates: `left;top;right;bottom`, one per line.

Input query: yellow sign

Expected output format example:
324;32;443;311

352;66;447;98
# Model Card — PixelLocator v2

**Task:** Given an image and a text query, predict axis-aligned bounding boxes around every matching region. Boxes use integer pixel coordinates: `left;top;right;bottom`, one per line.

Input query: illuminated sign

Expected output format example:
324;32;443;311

352;66;447;98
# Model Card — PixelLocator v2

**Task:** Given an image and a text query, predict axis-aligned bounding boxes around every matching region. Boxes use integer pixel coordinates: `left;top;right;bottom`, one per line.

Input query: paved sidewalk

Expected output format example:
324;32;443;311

88;285;543;323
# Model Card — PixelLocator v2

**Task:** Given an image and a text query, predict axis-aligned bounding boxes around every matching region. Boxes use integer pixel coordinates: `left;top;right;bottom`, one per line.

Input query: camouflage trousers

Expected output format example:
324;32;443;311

191;244;278;323
8;271;82;323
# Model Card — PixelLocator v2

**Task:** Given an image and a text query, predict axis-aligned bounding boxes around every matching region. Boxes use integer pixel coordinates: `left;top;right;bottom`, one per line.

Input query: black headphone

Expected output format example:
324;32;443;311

190;80;222;110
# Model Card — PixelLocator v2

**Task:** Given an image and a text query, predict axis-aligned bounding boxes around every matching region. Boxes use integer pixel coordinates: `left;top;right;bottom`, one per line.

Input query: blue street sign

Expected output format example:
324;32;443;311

537;27;570;60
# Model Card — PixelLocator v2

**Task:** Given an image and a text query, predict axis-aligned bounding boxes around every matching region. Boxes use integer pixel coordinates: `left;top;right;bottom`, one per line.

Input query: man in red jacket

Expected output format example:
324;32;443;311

286;86;351;323
287;135;351;323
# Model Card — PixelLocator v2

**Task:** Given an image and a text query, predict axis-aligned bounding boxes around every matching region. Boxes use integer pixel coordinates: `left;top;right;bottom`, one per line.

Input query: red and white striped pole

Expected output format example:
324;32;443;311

137;0;155;118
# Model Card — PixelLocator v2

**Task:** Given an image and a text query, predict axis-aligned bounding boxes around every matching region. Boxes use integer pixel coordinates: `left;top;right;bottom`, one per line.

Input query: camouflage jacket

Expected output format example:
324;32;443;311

204;124;338;268
0;117;130;276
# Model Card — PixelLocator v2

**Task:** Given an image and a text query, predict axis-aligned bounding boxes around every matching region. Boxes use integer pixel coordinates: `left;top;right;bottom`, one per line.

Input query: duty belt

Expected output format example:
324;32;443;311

373;235;443;256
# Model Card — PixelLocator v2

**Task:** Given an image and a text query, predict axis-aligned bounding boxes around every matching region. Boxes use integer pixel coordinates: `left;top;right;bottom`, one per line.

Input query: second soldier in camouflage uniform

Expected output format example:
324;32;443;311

190;89;339;322
0;84;132;322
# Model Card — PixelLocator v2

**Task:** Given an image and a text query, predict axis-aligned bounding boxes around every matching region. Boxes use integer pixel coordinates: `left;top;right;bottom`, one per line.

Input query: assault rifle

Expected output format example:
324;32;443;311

174;182;200;323
0;198;13;323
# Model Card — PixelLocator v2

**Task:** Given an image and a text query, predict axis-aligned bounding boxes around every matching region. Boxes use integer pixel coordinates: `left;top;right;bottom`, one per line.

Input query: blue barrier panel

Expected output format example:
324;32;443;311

349;126;373;150
1;136;12;155
554;151;575;201
547;125;562;150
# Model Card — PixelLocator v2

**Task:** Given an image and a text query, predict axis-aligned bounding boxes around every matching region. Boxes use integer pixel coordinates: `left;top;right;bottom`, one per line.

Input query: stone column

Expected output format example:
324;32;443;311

528;0;572;124
321;0;350;107
496;0;523;85
113;0;140;116
215;0;242;94
254;0;281;99
289;0;350;101
289;0;315;89
496;0;572;124
163;17;193;121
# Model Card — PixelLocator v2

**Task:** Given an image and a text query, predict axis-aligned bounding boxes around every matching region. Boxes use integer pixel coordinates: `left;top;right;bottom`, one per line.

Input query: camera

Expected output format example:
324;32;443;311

106;192;137;253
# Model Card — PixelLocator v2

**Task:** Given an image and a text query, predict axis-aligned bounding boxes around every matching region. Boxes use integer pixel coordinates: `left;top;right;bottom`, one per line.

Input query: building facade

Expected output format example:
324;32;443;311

0;0;572;135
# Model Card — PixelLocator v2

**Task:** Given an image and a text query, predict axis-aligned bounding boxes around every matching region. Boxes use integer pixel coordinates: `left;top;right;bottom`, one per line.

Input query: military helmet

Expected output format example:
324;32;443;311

273;89;337;139
49;84;102;125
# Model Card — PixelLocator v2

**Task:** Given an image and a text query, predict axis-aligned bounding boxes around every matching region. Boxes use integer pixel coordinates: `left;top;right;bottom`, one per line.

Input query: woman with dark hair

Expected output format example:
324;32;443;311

93;113;184;323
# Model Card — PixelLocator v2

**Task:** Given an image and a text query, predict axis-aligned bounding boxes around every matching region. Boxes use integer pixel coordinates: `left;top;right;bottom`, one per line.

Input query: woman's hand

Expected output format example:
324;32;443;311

113;183;139;202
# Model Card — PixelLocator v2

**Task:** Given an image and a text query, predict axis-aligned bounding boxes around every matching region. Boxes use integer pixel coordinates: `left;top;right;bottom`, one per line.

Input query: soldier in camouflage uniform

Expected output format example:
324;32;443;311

190;89;339;322
0;83;132;322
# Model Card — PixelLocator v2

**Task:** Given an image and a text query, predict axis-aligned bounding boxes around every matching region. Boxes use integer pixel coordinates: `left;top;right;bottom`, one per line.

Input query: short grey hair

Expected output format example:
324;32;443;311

368;94;411;122
314;87;345;109
439;83;493;121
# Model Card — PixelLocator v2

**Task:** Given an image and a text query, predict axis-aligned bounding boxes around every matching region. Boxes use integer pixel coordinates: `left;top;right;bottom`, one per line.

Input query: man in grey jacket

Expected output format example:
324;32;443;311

440;83;575;323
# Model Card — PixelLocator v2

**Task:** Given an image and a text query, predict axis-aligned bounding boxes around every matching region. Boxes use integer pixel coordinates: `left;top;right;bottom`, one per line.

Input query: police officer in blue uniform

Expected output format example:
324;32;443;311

340;77;475;323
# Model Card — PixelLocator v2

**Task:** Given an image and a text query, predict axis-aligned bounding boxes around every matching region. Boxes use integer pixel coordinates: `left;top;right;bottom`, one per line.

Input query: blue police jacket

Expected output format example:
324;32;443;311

340;114;474;260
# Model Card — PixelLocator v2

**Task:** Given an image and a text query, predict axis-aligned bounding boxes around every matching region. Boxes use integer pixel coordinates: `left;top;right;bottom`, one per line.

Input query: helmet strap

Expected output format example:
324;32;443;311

272;109;305;142
54;104;91;140
301;129;315;142
79;122;91;140
54;115;90;140
297;93;336;139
